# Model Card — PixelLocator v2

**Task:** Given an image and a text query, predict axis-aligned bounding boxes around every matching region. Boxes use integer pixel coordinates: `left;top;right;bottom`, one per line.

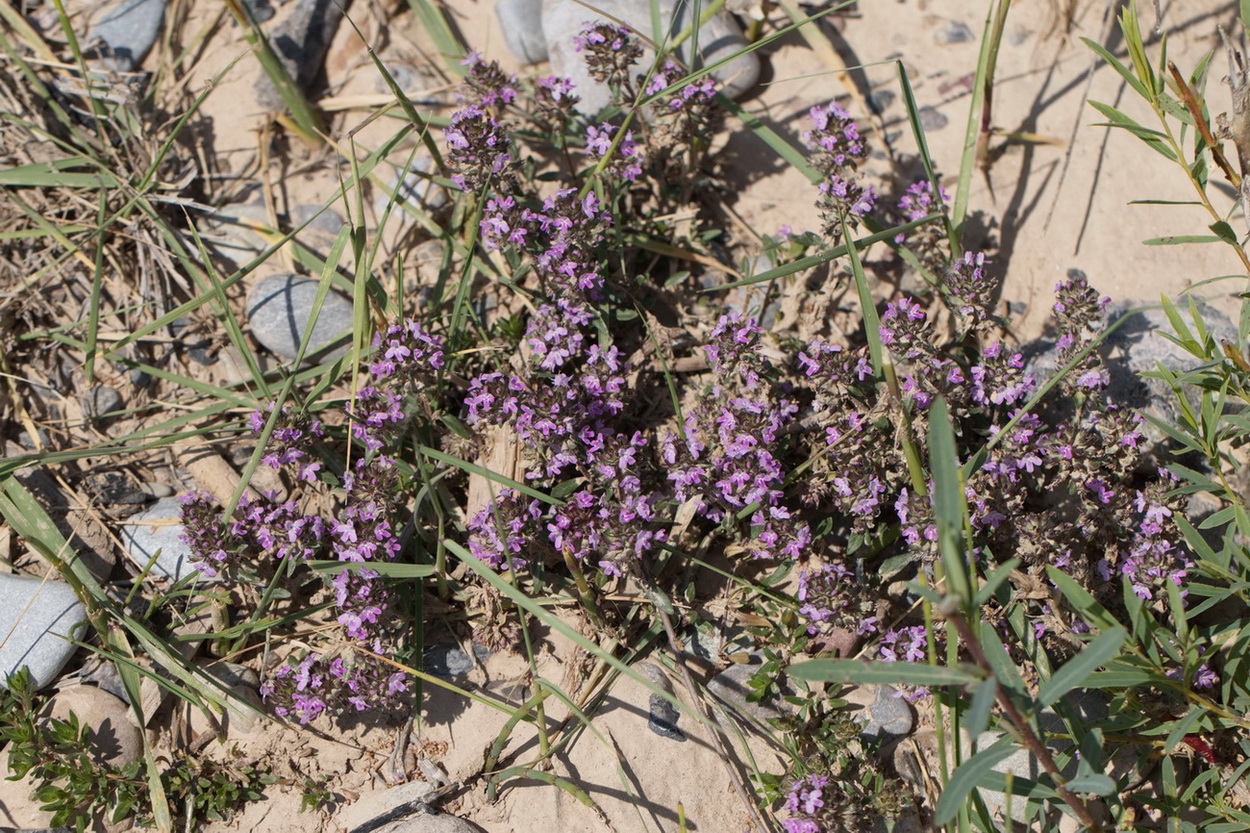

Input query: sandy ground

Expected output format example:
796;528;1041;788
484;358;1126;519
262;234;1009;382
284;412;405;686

42;0;1250;831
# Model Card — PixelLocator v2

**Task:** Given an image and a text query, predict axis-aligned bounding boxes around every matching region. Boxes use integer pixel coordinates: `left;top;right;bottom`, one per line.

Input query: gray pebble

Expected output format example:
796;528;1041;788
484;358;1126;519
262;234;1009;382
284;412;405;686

423;644;473;678
90;0;166;70
259;0;347;107
243;0;277;22
82;385;122;420
706;655;791;723
868;89;895;114
864;684;913;738
129;367;152;388
118;496;210;583
647;692;685;741
496;0;549;64
139;481;175;499
542;0;759;115
0;574;89;690
936;19;975;45
246;273;354;362
918;105;948;131
379;156;449;217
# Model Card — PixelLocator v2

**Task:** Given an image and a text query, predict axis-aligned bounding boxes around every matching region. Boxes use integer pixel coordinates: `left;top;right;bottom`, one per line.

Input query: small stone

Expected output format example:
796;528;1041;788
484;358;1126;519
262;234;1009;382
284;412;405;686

868;89;895;114
542;0;760;115
918;105;948;131
89;0;166;70
340;781;490;833
82;385;123;420
243;0;277;22
129;368;152;388
0;575;88;690
495;0;548;64
423;644;474;679
378;156;449;217
118;496;209;583
0;686;141;829
865;684;913;738
138;482;175;499
936;19;975;45
647;692;685;741
291;204;348;244
189;661;264;735
258;0;348;107
246;273;354;362
706;655;791;723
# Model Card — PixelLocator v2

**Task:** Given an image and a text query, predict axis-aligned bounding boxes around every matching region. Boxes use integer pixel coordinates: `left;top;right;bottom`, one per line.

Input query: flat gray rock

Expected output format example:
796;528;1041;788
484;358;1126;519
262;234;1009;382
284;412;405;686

246;273;354;362
0;575;87;691
706;655;791;723
259;0;351;107
119;496;210;583
542;0;760;114
89;0;166;70
865;684;913;738
496;0;548;64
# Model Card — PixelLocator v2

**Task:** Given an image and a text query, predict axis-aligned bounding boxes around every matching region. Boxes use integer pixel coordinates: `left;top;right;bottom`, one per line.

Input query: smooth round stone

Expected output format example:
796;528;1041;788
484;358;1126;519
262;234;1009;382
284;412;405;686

246;274;354;362
0;575;88;691
496;0;548;64
82;385;123;420
89;0;166;70
542;0;760;115
118;497;210;583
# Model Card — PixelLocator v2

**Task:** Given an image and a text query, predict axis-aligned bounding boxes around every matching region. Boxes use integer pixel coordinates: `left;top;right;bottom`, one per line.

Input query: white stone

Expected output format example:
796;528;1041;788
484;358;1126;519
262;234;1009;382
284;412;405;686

0;575;88;690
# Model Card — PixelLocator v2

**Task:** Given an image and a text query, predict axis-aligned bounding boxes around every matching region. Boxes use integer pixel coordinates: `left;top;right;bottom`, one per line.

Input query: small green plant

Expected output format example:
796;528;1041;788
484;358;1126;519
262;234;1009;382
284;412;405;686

0;669;272;831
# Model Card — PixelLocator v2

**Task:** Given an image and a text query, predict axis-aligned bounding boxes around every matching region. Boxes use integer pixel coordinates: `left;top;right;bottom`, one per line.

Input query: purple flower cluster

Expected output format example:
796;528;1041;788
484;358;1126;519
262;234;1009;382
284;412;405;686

460;52;519;111
644;61;718;110
660;313;811;560
802;102;875;242
585;122;643;182
573;22;643;92
781;773;830;833
802;102;866;172
476;188;612;300
796;560;879;638
259;647;407;724
177;317;448;724
445;104;513;192
944;250;999;332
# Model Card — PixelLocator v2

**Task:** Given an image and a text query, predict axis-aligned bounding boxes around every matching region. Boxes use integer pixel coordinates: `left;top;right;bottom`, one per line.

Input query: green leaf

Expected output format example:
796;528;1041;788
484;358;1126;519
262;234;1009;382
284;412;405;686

1211;220;1241;245
1064;773;1117;795
1044;567;1124;633
929;398;972;605
966;677;999;740
1082;38;1151;100
1143;235;1223;245
305;561;435;578
788;659;982;687
935;738;1018;824
1035;627;1125;708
